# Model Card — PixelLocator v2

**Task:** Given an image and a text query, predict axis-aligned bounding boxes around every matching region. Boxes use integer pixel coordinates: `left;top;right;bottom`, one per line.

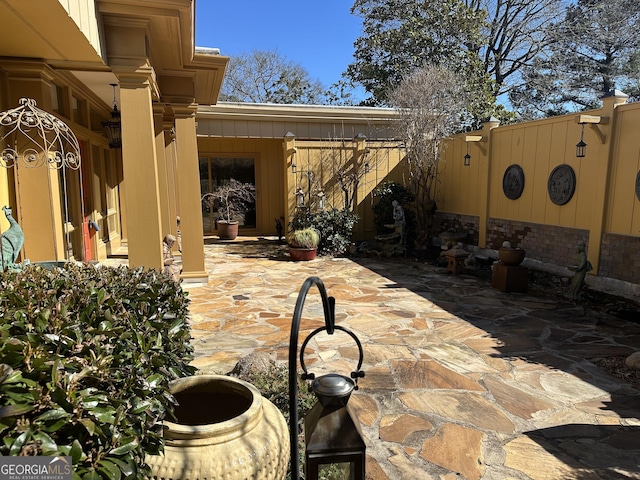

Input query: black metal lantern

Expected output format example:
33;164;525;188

101;83;121;149
464;141;471;166
576;123;586;158
289;277;366;480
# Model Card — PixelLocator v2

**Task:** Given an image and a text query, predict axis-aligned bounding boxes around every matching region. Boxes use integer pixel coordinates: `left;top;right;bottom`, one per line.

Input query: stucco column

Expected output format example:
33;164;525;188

478;117;500;248
173;104;207;284
283;132;296;231
114;68;164;270
153;105;176;241
588;90;629;274
1;60;66;262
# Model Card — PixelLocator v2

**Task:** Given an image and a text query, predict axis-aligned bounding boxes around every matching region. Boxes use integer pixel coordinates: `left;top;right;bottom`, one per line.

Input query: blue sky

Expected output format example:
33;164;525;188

195;1;363;95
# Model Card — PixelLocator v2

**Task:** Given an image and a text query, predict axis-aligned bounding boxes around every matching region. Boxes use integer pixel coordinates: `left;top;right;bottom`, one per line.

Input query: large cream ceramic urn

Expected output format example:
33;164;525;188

147;375;290;480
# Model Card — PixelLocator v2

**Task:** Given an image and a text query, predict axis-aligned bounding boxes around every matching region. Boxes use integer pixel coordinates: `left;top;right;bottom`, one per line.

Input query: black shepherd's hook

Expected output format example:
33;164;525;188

288;276;335;480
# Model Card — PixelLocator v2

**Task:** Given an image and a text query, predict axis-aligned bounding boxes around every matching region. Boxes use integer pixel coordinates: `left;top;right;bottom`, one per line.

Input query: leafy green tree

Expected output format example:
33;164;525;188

220;50;328;104
347;0;485;105
510;0;640;117
346;0;561;122
467;0;563;99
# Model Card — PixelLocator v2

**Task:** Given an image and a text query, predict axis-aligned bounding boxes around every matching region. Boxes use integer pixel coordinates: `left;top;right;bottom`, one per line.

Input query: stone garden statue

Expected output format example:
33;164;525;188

384;200;406;245
567;241;593;300
163;234;182;283
1;205;25;270
373;200;408;256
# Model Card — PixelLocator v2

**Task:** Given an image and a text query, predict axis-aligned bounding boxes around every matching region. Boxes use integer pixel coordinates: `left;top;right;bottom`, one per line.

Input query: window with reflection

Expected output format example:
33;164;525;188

199;156;256;232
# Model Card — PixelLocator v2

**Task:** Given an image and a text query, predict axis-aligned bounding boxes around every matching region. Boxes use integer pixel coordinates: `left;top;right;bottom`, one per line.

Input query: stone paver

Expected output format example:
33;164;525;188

108;237;640;479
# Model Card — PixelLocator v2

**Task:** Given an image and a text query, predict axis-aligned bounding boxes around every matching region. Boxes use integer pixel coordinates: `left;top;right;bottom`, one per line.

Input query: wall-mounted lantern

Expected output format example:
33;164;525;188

464;135;484;166
576;123;587;158
101;83;121;149
288;277;366;480
574;114;608;159
464;143;471;167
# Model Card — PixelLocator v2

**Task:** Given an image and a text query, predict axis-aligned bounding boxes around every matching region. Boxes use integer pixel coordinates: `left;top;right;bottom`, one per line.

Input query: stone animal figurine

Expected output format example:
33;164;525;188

275;217;284;242
1;205;25;269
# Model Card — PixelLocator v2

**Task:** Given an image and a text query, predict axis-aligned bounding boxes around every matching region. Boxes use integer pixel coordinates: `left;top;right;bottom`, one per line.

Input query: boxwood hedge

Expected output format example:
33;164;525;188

0;263;196;480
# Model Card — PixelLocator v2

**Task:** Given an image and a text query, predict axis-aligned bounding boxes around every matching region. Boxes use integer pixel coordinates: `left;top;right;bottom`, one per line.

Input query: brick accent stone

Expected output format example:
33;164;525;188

435;217;639;285
433;212;479;245
599;233;640;283
486;219;588;267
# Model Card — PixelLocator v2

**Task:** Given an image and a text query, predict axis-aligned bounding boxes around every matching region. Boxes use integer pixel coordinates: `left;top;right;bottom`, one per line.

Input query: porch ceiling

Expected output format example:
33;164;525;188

0;1;105;68
98;0;228;105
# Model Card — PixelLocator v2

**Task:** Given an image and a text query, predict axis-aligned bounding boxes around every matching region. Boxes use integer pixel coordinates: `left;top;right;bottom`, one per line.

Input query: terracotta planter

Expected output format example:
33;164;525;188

498;247;526;266
147;375;289;480
217;221;239;240
289;247;317;261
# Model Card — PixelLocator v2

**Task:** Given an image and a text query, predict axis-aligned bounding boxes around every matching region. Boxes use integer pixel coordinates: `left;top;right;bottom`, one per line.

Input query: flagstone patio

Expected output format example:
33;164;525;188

110;237;640;479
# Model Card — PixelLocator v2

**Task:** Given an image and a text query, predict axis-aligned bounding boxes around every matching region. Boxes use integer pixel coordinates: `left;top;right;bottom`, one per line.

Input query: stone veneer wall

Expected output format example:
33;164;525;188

599;233;640;283
436;216;640;284
433;213;480;245
486;218;588;266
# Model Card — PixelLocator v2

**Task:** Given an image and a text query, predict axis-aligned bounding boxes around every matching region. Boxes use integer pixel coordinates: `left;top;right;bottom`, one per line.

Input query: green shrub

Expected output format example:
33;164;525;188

290;209;359;257
372;182;416;246
0;263;195;479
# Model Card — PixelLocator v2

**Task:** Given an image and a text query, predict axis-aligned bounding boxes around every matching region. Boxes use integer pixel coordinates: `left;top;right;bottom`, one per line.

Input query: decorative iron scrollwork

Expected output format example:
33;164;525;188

0;98;81;170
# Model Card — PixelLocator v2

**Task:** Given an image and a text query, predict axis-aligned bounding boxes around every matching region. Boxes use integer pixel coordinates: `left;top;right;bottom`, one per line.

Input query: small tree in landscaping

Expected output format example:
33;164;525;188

202;179;256;224
388;64;471;246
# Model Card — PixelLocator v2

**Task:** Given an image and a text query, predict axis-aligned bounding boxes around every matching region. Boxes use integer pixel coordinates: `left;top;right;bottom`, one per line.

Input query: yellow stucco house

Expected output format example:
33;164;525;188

0;0;229;284
1;1;638;298
0;0;405;286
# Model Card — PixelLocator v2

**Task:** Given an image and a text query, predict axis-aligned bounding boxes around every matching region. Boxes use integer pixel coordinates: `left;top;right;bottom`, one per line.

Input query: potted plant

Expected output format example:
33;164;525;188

287;227;320;261
202;179;256;240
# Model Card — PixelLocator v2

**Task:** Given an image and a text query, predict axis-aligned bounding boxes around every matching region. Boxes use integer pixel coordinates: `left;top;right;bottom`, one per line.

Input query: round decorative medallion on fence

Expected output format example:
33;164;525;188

547;164;576;206
502;164;525;200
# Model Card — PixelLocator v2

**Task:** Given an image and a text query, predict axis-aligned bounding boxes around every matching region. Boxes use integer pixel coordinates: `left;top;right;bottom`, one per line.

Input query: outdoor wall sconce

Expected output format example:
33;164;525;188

101;84;121;149
576;123;587;158
575;114;608;158
464;135;484;166
291;147;298;173
288;276;366;480
464;143;471;167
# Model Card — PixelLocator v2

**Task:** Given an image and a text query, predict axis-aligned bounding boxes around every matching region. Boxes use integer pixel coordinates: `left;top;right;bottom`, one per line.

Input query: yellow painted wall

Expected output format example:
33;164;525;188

440;114;609;230
289;141;404;239
439;94;637;275
606;103;640;235
197;137;286;235
197;136;405;240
